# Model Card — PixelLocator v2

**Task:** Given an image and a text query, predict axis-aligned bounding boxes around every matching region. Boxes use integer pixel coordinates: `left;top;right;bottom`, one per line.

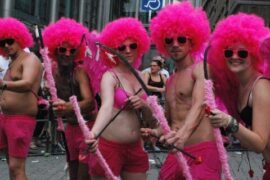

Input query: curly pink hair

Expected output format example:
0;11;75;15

0;17;33;57
208;13;269;118
43;18;89;62
99;17;150;69
150;2;210;57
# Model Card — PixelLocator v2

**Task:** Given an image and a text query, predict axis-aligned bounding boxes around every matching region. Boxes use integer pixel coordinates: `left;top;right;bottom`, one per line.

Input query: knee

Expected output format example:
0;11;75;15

9;161;25;175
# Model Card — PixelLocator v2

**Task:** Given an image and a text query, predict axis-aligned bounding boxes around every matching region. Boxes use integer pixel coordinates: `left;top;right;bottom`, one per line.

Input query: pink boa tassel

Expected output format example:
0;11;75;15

147;96;193;180
40;48;64;131
69;96;118;180
204;80;233;180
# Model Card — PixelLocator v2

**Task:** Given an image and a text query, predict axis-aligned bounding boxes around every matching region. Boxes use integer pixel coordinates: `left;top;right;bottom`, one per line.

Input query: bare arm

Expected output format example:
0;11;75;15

91;71;116;136
54;67;95;116
2;54;42;92
178;63;205;141
234;80;270;152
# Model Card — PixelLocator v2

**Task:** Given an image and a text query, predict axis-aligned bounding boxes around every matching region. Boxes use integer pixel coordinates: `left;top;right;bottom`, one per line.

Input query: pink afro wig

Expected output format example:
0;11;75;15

0;17;33;57
43;17;89;62
150;2;210;57
260;33;270;76
208;13;269;118
99;17;150;69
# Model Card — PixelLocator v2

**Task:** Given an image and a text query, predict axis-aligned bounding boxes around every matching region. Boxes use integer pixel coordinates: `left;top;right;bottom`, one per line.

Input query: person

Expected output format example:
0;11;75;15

207;13;270;179
142;56;170;78
143;2;222;179
43;18;96;180
86;17;152;180
0;55;9;79
143;59;167;101
0;17;43;180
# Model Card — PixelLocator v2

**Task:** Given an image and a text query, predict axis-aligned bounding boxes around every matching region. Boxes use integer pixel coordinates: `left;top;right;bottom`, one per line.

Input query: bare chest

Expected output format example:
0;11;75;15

4;64;23;81
166;71;194;104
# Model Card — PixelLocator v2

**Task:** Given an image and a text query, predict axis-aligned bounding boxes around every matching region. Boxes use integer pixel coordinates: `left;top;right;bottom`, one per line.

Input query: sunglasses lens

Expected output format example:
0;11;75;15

0;41;4;47
165;38;173;44
0;39;15;47
224;50;233;58
6;39;15;45
130;43;137;50
238;50;248;59
177;36;187;44
117;45;126;51
58;47;66;54
70;48;77;55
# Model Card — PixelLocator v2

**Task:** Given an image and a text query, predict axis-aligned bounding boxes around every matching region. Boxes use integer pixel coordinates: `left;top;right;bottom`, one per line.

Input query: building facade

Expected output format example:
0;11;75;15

0;0;177;68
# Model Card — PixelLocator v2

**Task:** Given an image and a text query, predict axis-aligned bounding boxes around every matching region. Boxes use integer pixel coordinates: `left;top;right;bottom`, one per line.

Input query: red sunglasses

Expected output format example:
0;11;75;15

224;49;248;59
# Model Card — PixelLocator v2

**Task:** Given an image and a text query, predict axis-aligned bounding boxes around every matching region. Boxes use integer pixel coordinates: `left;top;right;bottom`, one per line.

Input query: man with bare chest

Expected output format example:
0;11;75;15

43;18;95;180
0;18;43;180
149;2;222;179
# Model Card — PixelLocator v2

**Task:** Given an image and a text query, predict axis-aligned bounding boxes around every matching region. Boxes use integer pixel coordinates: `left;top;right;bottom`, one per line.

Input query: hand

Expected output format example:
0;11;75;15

208;109;231;128
159;130;186;151
52;99;69;116
125;95;146;110
85;131;98;153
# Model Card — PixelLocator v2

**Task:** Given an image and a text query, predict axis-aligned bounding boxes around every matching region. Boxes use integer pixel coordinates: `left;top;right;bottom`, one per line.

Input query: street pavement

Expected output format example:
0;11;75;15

0;149;264;180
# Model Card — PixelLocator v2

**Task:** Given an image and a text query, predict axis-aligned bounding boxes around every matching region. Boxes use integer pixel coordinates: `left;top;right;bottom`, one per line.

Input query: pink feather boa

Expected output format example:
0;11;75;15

70;96;118;180
204;80;233;180
147;95;193;180
40;48;64;131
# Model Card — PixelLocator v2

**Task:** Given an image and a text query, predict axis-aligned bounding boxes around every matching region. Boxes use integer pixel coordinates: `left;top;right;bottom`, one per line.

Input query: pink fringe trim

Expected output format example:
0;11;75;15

40;48;64;131
70;96;118;180
204;80;233;180
147;96;193;180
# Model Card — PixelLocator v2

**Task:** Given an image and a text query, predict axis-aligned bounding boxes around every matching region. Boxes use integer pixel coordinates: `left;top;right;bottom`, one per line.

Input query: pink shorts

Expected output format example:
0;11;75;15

263;161;270;180
0;114;36;158
89;137;149;177
159;141;222;180
65;121;94;164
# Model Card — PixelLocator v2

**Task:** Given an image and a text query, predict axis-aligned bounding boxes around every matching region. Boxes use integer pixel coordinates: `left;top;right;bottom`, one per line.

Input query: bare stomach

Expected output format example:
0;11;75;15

101;109;141;144
171;108;215;146
0;91;38;116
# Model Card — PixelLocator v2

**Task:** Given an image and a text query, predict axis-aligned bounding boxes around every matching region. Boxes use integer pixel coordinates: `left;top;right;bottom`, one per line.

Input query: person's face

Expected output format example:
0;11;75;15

150;61;161;73
164;36;192;62
224;43;252;74
55;42;76;67
116;39;138;65
0;38;21;56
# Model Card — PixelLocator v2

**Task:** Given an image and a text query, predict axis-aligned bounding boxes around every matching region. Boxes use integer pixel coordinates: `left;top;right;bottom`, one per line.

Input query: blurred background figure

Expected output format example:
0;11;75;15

143;58;167;103
0;55;9;79
142;56;170;78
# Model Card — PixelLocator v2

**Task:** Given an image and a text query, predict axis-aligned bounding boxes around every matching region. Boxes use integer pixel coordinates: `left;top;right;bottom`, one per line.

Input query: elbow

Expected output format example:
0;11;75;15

253;146;265;153
24;82;34;91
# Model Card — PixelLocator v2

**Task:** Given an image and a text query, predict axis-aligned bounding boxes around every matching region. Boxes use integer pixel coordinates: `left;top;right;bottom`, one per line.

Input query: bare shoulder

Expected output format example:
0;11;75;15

102;71;117;84
192;61;205;79
23;53;42;67
254;78;270;96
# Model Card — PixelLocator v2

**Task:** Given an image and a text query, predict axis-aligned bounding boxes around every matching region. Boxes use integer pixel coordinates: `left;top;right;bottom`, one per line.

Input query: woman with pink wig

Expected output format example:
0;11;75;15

43;18;96;180
86;17;152;180
0;18;43;180
208;13;270;179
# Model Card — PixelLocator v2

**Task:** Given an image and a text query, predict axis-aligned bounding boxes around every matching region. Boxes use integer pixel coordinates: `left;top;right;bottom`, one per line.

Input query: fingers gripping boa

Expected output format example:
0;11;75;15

40;48;64;131
204;80;233;180
70;96;118;180
147;95;193;180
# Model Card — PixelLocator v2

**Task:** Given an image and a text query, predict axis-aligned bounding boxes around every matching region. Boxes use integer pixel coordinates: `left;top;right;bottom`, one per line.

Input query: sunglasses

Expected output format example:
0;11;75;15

0;39;15;47
117;43;138;51
164;36;188;45
57;47;77;55
224;49;248;59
